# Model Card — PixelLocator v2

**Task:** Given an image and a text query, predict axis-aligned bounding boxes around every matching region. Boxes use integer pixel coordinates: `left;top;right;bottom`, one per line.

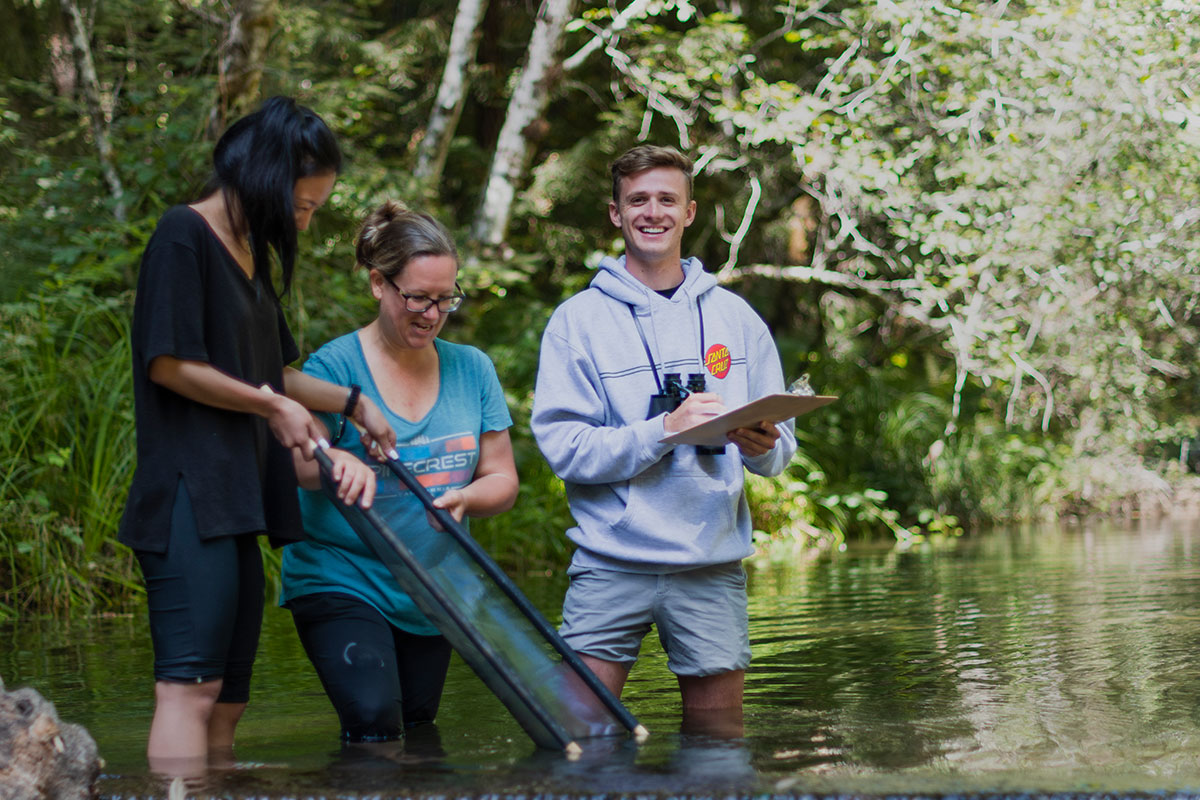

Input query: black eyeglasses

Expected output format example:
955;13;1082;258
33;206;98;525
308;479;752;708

385;277;465;314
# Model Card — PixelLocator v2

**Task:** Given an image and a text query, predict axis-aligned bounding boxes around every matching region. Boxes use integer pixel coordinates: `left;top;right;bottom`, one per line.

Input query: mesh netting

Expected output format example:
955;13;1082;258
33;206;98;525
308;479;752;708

318;454;635;752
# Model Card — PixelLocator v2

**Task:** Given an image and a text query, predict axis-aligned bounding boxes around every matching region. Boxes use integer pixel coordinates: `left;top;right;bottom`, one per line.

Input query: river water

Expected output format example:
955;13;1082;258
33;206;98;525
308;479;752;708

6;519;1200;798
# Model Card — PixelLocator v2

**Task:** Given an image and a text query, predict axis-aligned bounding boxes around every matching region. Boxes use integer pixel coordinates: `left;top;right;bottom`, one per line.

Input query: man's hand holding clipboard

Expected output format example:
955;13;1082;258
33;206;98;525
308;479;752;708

660;393;837;448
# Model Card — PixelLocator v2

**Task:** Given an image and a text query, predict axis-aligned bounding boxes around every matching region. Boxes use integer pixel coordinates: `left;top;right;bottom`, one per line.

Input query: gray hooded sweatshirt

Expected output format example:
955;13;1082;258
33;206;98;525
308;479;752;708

531;255;797;573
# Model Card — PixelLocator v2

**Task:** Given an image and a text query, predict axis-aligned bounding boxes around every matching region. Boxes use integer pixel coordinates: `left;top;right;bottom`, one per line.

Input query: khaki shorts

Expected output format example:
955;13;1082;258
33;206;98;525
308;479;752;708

559;560;750;677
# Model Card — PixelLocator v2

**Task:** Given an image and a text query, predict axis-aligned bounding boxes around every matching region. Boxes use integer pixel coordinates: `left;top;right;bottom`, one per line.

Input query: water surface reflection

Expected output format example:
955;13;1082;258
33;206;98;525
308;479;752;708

6;520;1200;797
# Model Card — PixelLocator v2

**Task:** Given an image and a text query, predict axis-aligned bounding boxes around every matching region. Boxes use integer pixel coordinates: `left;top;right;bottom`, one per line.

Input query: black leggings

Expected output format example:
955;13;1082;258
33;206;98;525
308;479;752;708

287;592;453;742
135;479;264;704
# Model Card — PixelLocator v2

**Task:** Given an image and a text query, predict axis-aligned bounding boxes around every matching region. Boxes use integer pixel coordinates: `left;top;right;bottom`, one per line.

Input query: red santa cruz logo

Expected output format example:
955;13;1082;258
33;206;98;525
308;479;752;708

705;343;731;379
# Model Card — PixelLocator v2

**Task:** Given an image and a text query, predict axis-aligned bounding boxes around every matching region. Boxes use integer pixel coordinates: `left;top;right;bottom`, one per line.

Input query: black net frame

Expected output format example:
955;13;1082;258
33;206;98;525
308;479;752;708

311;445;641;753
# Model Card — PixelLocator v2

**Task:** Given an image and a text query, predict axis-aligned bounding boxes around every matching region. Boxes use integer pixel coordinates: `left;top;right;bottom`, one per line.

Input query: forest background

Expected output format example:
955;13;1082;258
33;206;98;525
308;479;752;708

1;0;1198;617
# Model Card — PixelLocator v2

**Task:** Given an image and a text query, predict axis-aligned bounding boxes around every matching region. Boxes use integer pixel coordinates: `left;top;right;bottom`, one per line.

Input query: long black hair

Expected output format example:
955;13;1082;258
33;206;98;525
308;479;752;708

206;96;342;295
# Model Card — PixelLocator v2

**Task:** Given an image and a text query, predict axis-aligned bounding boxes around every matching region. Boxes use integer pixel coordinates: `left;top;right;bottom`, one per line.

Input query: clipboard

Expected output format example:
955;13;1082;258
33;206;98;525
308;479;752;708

659;394;837;447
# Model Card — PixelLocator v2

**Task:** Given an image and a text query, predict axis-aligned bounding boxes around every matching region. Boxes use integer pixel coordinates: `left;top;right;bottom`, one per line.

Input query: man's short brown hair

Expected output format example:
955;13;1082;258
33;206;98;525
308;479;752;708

610;145;694;204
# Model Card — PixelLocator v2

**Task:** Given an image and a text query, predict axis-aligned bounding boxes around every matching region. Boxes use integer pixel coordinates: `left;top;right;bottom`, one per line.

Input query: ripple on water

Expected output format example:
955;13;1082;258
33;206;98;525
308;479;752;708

8;521;1200;797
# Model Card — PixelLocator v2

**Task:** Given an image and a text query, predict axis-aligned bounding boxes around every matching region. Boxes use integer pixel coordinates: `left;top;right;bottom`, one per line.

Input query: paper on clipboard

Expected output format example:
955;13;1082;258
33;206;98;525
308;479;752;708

659;394;837;447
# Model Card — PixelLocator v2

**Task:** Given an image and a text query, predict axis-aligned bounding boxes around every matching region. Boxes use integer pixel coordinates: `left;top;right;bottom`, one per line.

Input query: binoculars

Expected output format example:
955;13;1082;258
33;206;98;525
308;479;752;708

647;373;726;455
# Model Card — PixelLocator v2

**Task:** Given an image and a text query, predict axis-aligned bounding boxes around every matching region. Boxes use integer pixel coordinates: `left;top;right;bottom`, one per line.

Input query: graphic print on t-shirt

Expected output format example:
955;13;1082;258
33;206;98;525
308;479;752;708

378;431;478;496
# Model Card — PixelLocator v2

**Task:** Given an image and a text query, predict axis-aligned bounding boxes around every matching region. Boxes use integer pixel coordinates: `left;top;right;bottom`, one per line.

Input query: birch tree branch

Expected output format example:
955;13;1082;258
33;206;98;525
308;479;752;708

62;0;125;222
607;49;694;147
1009;351;1055;432
561;0;654;72
206;0;278;139
471;0;576;245
836;34;913;117
415;0;489;185
717;175;762;280
720;262;920;297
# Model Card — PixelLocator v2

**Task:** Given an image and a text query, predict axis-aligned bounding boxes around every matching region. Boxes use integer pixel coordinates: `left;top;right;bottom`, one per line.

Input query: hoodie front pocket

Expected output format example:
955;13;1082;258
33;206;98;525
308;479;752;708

611;457;738;560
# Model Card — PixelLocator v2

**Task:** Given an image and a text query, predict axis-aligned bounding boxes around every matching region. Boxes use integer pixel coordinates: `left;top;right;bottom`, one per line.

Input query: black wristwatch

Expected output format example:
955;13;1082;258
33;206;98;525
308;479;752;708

343;383;362;418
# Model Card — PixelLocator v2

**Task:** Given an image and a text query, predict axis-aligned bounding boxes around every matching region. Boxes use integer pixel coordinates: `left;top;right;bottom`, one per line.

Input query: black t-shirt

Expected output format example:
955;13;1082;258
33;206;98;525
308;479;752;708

118;205;303;553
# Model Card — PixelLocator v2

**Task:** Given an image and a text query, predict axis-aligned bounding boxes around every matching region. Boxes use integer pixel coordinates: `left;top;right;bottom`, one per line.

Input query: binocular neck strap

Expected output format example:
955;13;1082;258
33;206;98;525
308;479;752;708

626;299;707;395
628;304;663;393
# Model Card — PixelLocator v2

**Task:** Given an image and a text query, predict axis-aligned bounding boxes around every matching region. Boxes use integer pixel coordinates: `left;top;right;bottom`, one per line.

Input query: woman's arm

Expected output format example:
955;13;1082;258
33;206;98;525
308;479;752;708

150;362;375;504
148;355;323;453
430;429;519;524
292;433;377;509
283;366;397;456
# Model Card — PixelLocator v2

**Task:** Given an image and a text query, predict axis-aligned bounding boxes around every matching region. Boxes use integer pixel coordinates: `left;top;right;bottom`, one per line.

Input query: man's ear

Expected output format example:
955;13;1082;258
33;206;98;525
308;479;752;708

609;200;622;228
684;199;698;227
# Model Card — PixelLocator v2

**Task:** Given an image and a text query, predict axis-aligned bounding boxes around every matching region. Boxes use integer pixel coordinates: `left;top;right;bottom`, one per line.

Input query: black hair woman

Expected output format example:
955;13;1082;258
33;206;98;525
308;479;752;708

117;96;392;775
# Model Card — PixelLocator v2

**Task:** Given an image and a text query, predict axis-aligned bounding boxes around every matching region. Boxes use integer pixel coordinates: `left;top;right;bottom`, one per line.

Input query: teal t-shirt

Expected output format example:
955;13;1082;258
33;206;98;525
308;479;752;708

279;332;513;635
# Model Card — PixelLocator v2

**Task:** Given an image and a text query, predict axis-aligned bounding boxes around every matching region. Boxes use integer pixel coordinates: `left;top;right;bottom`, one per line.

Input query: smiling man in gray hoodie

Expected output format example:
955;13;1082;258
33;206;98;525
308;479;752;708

531;145;797;722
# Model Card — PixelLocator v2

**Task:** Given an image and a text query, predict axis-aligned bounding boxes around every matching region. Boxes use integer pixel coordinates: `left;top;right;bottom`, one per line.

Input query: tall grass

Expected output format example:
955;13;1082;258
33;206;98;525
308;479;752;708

0;287;142;618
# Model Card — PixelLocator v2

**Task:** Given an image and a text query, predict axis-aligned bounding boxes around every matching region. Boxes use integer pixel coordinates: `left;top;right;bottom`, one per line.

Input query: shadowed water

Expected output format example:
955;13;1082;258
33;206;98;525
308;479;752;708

6;519;1200;798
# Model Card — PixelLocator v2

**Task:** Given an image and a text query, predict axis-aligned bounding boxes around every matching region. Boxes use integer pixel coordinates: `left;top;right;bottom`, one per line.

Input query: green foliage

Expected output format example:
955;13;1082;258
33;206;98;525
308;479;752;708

718;0;1200;454
747;332;965;554
927;423;1066;524
0;285;141;617
2;0;1197;614
598;0;1200;523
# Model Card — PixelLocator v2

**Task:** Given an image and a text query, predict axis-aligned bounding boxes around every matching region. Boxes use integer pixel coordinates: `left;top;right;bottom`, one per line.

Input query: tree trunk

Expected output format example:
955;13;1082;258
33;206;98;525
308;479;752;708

205;0;278;139
414;0;489;188
470;0;575;246
61;0;125;222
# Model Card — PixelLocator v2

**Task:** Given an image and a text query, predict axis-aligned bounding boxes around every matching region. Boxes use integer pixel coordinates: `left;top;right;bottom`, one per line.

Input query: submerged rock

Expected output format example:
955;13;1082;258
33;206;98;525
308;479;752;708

0;675;101;800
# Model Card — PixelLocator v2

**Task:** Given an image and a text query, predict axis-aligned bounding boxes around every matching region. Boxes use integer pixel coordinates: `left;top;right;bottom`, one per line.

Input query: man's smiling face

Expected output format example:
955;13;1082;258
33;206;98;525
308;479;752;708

609;166;697;269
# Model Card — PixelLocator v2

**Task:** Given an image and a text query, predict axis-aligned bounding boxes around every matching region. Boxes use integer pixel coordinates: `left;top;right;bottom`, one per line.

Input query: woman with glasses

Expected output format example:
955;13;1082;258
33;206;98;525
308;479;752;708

280;200;519;744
